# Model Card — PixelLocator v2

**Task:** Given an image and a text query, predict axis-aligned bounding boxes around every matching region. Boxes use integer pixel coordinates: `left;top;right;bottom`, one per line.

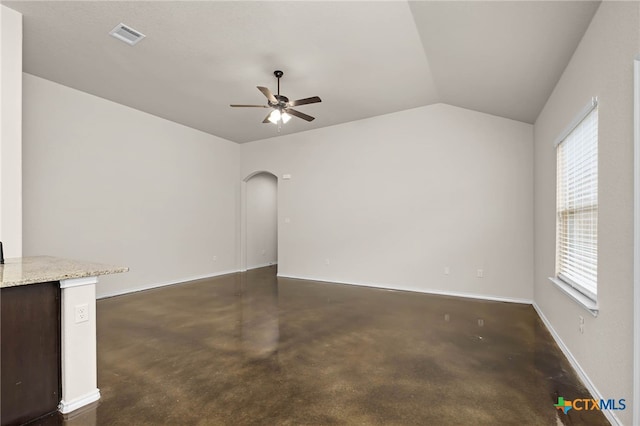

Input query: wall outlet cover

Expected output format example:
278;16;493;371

75;304;89;323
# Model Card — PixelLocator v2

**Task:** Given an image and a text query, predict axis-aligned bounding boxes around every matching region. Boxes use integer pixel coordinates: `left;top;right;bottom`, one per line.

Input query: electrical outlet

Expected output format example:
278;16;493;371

325;259;330;266
213;255;217;262
444;266;450;275
579;316;585;334
477;269;484;278
75;304;89;324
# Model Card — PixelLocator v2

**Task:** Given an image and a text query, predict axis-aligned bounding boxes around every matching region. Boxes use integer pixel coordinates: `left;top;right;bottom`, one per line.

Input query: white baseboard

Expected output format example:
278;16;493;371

247;262;278;271
97;269;240;299
532;303;622;426
58;389;100;414
276;273;532;305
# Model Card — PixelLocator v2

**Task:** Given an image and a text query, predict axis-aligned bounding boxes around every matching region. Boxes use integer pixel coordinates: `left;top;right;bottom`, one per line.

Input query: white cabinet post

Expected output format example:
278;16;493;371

58;276;100;413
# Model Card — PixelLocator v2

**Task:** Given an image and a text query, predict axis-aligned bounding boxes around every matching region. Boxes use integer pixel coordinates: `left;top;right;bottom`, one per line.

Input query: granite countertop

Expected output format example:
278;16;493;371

0;256;128;288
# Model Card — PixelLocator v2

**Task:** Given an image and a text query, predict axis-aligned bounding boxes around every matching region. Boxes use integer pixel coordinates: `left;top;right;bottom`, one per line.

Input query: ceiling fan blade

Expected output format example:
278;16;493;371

289;96;322;107
286;108;315;122
257;86;277;103
230;104;269;108
262;113;272;124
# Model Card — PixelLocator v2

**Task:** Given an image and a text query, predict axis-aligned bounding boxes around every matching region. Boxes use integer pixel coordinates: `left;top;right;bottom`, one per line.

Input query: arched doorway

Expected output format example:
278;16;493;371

242;171;278;271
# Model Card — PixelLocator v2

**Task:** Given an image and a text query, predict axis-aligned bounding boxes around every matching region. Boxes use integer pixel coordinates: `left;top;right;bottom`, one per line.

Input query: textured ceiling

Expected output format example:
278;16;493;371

4;1;600;143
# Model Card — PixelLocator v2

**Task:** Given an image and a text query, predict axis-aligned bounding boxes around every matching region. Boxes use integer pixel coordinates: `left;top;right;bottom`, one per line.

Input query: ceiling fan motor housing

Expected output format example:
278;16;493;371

271;94;290;108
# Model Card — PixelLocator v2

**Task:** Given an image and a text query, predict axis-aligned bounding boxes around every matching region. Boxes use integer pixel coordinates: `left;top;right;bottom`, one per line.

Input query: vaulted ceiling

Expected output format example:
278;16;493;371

4;1;600;143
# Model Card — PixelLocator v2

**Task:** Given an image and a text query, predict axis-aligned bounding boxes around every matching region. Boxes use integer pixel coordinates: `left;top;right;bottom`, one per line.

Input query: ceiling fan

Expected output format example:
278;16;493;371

230;70;322;125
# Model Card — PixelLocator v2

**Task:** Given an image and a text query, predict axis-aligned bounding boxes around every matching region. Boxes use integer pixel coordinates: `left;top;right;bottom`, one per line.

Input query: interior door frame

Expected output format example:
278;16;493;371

633;54;640;426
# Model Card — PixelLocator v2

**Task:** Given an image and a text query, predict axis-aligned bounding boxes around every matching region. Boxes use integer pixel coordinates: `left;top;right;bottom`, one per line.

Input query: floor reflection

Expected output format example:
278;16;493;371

39;266;608;425
235;270;280;360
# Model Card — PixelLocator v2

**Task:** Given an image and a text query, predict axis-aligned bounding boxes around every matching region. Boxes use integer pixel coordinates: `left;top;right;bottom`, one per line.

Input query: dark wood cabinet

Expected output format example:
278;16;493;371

1;282;61;426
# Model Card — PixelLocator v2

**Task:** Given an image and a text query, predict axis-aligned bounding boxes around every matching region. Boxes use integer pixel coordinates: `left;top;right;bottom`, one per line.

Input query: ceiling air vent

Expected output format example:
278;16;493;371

109;23;145;46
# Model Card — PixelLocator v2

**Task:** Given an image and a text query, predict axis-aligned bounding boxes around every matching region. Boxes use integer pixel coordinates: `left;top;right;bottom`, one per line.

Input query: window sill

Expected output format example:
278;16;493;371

548;277;599;317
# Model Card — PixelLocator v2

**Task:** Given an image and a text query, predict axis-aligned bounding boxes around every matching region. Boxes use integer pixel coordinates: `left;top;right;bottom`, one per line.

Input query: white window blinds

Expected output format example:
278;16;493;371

556;102;598;301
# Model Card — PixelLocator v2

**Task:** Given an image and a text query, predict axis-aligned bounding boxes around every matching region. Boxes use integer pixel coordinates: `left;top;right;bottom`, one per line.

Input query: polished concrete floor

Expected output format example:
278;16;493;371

42;266;608;425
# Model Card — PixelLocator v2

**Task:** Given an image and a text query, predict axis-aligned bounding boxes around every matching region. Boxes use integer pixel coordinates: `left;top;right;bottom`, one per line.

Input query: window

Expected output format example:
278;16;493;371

555;99;598;302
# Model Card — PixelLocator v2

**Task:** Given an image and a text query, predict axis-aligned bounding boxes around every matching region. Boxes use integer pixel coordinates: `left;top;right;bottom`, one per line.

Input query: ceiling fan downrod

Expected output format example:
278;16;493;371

274;70;283;96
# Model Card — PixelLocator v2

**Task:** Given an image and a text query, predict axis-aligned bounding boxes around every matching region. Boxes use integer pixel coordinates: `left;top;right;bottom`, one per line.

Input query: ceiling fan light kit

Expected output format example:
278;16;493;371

230;70;322;127
268;110;291;124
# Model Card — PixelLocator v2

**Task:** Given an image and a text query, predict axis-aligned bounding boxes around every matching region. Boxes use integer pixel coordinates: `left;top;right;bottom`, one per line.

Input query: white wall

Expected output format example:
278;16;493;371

22;74;241;297
246;172;277;269
242;103;534;301
533;3;638;425
0;5;23;258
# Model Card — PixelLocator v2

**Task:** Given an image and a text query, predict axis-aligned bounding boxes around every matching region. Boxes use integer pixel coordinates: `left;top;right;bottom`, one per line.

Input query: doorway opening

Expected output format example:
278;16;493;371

242;171;278;272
